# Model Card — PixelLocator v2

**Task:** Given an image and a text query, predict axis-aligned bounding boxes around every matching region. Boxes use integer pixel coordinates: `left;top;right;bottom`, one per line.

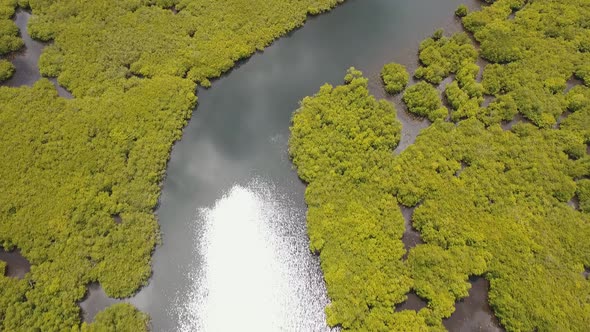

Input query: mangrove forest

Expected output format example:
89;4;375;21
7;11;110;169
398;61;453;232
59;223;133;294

0;0;342;330
290;0;590;331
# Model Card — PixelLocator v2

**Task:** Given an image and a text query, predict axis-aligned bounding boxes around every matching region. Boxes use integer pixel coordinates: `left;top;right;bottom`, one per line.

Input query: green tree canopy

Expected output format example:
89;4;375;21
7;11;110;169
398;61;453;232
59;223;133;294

381;62;409;95
403;81;447;122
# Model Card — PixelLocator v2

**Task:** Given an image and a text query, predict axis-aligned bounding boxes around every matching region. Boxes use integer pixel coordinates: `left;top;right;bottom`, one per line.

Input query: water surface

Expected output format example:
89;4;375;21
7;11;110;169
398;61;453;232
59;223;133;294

4;10;72;98
128;0;491;331
444;278;504;332
0;248;30;279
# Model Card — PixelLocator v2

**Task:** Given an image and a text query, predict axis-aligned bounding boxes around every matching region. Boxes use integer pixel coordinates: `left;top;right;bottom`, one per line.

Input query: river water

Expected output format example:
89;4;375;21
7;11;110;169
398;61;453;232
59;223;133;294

2;1;505;331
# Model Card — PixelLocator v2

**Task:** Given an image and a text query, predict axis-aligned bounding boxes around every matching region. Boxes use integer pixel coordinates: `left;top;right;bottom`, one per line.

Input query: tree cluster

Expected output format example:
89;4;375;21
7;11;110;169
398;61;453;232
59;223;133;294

291;0;590;331
403;81;447;122
466;0;589;128
414;32;477;84
290;68;415;331
0;0;21;81
0;0;343;330
381;62;409;95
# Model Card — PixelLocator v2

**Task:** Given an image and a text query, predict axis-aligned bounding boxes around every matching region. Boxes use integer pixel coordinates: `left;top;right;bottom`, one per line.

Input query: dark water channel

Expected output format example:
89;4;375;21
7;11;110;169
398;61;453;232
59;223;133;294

400;205;424;260
444;278;503;332
0;248;30;279
2;1;507;331
4;11;72;98
395;292;427;312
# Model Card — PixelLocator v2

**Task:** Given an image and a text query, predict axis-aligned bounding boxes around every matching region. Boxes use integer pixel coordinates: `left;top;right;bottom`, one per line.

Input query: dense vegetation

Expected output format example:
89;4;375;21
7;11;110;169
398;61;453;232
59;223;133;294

414;31;477;85
381;62;409;95
77;304;149;332
290;68;413;330
0;0;21;81
0;0;342;330
402;81;447;121
291;0;590;331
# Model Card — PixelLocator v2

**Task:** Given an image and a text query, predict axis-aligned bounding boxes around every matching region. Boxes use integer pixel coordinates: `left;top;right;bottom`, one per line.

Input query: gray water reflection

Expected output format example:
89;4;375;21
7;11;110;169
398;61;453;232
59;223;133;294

400;205;424;260
127;0;487;331
4;11;43;87
79;283;121;323
444;278;504;332
0;248;30;279
4;11;72;98
395;292;427;312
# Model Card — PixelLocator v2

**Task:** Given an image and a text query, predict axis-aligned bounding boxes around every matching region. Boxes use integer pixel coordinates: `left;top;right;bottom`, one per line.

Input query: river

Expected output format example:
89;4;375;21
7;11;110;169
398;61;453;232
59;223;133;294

2;1;504;331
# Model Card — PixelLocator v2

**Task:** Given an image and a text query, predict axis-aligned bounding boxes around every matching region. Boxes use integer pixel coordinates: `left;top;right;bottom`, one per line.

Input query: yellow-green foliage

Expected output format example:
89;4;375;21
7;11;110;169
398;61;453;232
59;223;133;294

0;0;342;330
0;0;22;54
0;58;13;81
77;303;149;332
415;32;478;84
455;4;468;18
381;62;409;95
289;68;416;331
0;77;195;330
403;81;448;121
446;61;485;122
291;0;590;331
562;85;590;143
466;0;590;127
27;0;343;96
0;261;27;327
393;120;590;331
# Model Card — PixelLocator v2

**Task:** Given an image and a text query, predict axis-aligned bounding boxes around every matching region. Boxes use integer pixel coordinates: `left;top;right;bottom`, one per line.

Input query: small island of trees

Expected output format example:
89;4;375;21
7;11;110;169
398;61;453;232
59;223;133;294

381;62;409;95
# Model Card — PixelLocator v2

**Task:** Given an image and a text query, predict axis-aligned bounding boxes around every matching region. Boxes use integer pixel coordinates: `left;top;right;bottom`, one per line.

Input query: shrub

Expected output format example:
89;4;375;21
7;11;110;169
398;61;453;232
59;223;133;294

403;81;446;121
455;4;468;18
380;62;409;95
0;59;14;82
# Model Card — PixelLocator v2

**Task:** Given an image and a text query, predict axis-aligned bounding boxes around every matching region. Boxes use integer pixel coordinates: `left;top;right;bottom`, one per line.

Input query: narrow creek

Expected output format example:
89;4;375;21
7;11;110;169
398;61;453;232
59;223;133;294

3;10;72;98
0;1;507;331
444;278;503;332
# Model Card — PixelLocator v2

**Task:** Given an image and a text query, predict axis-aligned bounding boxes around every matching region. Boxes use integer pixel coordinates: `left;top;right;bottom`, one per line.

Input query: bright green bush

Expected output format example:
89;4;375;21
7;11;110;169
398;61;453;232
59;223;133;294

455;4;468;18
446;81;480;121
479;94;518;125
414;32;478;84
403;81;447;121
446;61;485;122
0;58;13;81
381;62;409;95
0;77;196;330
578;179;590;213
468;0;590;127
392;119;590;331
0;0;21;55
432;29;444;41
27;0;344;95
77;303;149;332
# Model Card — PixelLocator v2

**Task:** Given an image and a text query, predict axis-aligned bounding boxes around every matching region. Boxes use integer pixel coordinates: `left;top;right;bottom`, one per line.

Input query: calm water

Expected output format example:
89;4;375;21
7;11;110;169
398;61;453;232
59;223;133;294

2;1;506;331
131;1;489;331
4;11;72;98
0;249;30;279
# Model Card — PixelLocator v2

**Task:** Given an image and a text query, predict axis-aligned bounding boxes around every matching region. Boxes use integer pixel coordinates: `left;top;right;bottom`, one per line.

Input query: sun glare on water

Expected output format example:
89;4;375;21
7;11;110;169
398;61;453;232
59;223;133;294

176;179;332;332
